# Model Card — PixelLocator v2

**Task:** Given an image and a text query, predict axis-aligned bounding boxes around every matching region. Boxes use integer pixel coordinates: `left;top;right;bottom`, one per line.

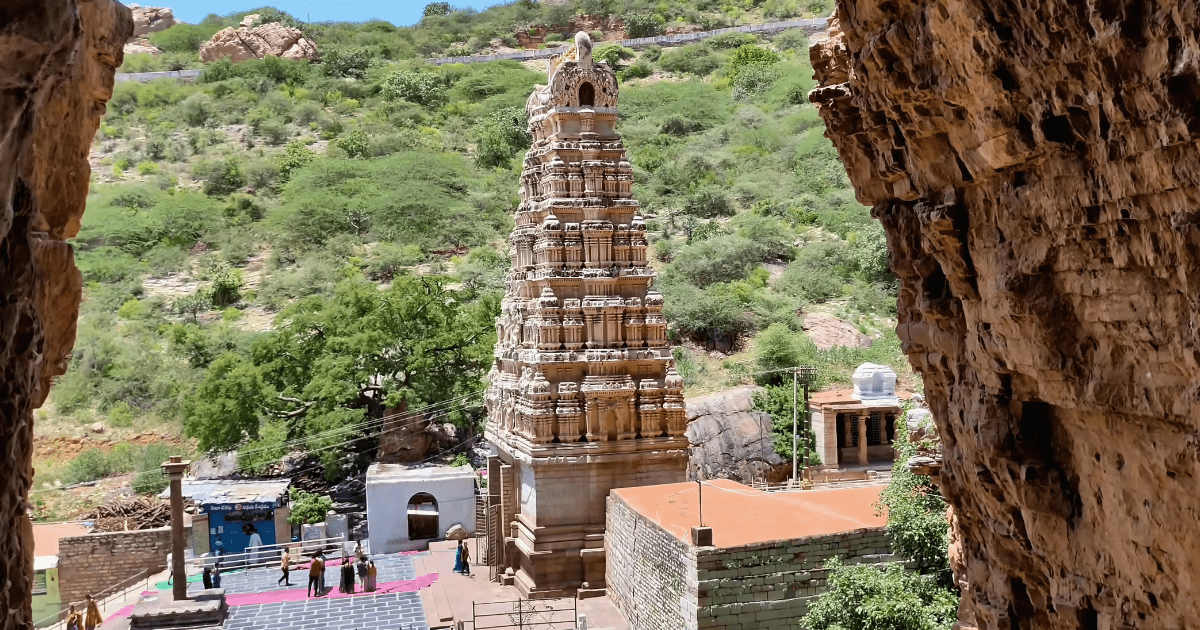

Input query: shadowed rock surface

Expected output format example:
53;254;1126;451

686;387;788;484
0;1;130;627
811;2;1200;628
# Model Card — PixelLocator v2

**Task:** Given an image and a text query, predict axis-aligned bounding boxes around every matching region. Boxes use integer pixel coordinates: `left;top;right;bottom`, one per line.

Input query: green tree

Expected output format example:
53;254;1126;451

751;383;821;461
754;323;804;384
183;353;267;452
287;488;334;524
877;407;952;579
802;561;958;630
423;2;452;17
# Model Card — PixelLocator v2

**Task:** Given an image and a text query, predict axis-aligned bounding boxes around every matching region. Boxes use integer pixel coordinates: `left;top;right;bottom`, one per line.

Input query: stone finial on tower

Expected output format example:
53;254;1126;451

575;31;593;66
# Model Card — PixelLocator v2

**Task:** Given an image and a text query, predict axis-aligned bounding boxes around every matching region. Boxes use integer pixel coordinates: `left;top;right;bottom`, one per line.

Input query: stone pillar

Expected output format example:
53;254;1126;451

857;416;868;465
841;415;853;465
161;456;191;600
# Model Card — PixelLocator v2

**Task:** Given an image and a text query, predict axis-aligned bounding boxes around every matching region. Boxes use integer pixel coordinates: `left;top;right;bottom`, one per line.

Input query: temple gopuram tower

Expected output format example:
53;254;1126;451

483;32;690;598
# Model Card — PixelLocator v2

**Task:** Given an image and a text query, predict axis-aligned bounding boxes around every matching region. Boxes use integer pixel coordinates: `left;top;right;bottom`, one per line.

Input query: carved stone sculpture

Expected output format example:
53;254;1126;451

484;32;689;599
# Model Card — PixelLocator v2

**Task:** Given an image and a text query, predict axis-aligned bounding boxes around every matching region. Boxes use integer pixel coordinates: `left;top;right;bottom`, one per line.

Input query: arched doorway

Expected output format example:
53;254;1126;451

578;82;594;107
407;492;440;540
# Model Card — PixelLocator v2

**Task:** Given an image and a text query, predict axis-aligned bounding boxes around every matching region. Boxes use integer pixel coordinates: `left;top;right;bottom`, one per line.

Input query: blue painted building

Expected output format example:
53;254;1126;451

163;478;291;559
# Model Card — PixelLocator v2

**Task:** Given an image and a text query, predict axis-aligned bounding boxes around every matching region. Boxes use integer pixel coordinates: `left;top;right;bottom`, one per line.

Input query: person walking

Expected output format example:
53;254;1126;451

65;604;82;630
307;552;323;597
278;547;292;586
460;541;471;576
453;540;464;574
246;525;264;569
83;594;102;630
202;566;213;590
318;550;327;594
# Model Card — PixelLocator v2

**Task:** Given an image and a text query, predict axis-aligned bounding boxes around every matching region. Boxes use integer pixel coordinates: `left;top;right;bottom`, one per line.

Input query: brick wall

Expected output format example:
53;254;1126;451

606;493;898;630
57;527;176;605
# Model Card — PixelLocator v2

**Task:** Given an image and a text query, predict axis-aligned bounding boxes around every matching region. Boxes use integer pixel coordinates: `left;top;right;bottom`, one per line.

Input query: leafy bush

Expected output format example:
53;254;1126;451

708;32;758;50
670;235;764;287
624;11;665;38
193;158;246;197
148;23;223;53
802;562;958;630
662;280;754;344
335;129;371;159
775;241;852;302
660;43;725;76
321;47;374;80
474;106;531;169
751;384;821;460
423;2;452;17
879;413;953;578
728;44;781;78
594;44;635;69
381;70;445;106
772;28;810;53
754;323;805;385
288;488;334;524
276;140;316;184
732;63;783;101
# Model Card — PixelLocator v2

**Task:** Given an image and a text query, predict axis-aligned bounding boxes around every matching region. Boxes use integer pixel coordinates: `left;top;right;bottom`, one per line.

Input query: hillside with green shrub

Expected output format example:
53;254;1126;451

34;0;910;513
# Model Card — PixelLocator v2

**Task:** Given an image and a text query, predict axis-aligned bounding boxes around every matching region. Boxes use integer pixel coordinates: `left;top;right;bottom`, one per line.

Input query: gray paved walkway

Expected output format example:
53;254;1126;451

225;592;428;630
191;555;418;595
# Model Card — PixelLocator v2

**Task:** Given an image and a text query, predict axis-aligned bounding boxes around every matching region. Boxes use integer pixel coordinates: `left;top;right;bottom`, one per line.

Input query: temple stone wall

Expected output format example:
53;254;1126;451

810;2;1200;627
605;492;895;630
0;2;130;628
57;527;175;606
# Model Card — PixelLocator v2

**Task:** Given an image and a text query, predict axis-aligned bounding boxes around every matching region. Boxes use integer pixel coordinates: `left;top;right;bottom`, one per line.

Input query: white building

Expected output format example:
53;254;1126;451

365;463;477;553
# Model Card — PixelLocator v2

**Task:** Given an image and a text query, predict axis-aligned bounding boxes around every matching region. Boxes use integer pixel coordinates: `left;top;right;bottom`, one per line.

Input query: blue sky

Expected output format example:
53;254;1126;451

165;0;496;27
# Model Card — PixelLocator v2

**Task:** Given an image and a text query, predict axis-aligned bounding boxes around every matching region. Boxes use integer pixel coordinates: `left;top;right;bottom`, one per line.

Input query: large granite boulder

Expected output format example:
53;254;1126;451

199;23;319;63
129;5;175;39
685;386;789;484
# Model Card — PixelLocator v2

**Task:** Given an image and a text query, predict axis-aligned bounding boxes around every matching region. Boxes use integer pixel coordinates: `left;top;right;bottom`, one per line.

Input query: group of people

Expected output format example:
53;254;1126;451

453;539;472;575
302;541;378;598
64;594;103;630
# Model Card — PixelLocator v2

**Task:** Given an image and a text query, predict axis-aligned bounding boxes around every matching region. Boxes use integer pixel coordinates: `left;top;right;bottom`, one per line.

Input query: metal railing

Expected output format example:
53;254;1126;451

470;598;578;630
34;569;152;630
187;534;355;572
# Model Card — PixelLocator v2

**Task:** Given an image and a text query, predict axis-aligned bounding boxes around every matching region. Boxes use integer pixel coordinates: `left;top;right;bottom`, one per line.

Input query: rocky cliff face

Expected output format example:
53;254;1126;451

0;1;130;626
811;2;1200;628
686;387;789;484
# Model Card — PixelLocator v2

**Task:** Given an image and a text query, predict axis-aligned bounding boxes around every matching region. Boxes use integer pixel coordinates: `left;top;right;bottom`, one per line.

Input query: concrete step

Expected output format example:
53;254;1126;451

415;554;454;629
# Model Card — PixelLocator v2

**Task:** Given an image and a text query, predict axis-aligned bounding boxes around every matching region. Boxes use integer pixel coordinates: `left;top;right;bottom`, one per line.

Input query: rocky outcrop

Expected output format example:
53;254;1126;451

128;5;175;38
124;37;162;56
686;386;789;484
1;1;131;627
199;23;319;63
811;2;1200;628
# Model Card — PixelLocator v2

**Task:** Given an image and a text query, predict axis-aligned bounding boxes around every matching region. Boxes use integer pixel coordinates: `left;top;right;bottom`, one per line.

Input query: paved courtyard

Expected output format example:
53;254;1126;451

225;592;427;630
191;554;417;595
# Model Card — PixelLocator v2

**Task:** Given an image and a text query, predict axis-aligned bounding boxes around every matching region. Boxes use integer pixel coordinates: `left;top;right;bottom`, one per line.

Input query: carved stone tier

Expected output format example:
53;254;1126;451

484;31;690;599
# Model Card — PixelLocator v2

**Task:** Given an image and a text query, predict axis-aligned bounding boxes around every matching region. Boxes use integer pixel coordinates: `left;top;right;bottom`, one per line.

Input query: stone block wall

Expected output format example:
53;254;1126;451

606;494;695;630
606;492;895;630
693;529;892;629
57;527;174;605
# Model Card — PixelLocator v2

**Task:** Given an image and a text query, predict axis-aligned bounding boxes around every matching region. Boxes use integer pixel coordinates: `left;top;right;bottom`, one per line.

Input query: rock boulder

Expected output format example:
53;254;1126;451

199;23;319;63
685;386;789;484
129;5;175;39
124;37;161;56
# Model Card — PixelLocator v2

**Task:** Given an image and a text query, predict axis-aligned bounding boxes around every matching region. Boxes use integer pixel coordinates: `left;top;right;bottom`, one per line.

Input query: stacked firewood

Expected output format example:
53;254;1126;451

81;496;193;532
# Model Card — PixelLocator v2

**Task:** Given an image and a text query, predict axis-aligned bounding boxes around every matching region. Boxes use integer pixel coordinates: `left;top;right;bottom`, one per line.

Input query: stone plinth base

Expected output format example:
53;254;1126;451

130;590;227;628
